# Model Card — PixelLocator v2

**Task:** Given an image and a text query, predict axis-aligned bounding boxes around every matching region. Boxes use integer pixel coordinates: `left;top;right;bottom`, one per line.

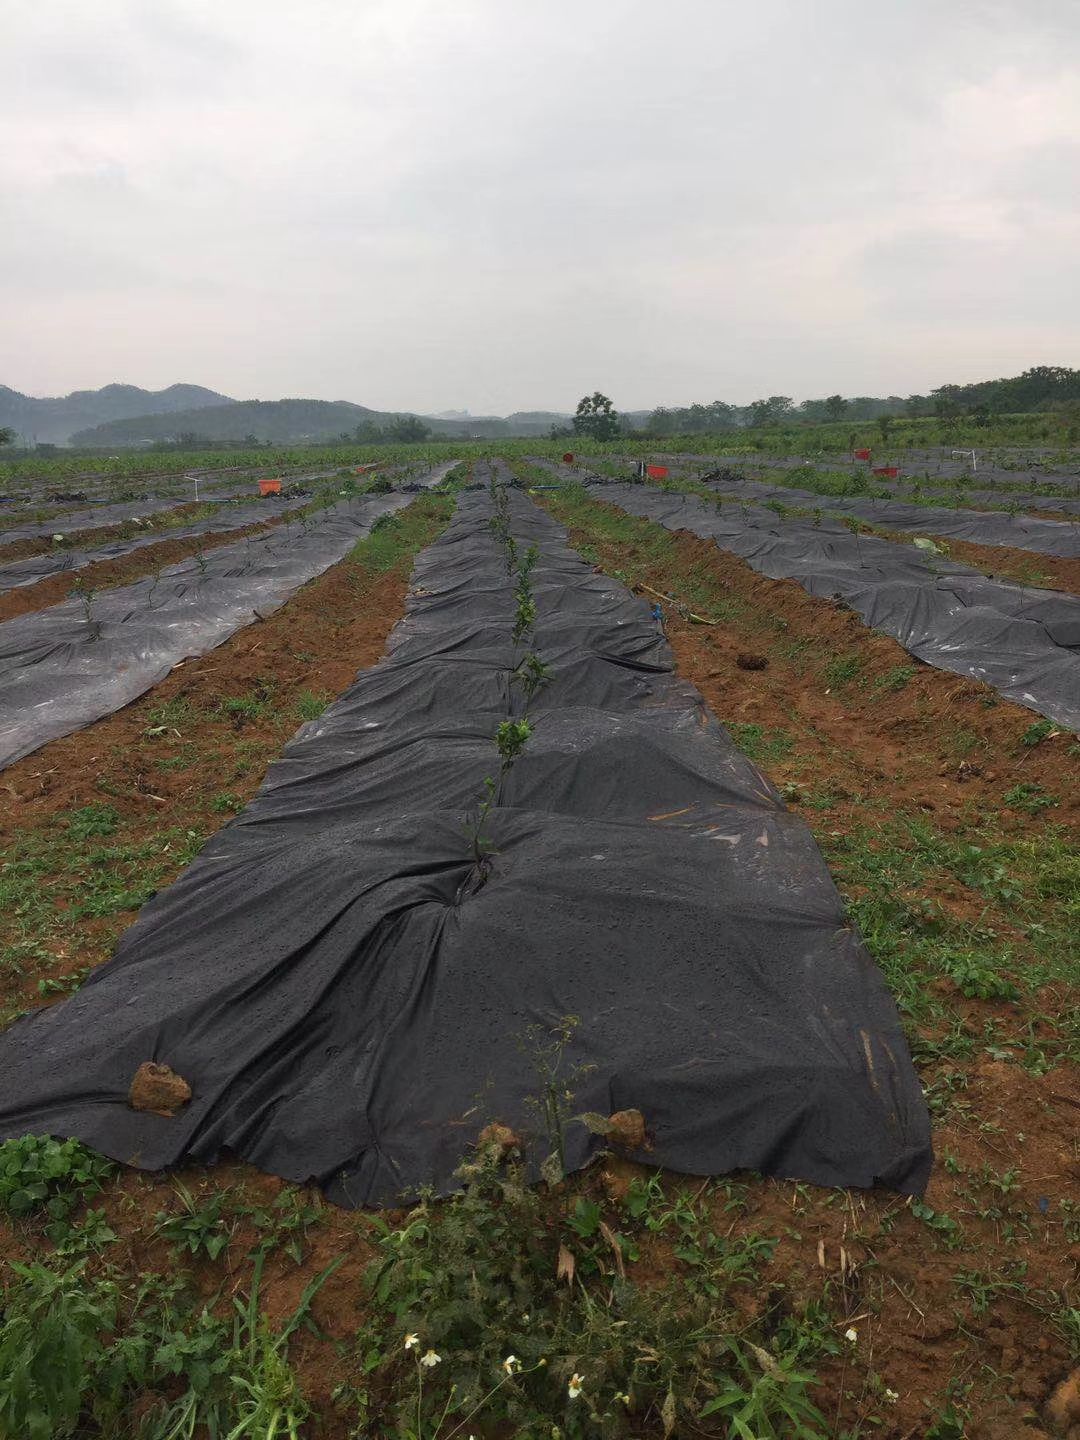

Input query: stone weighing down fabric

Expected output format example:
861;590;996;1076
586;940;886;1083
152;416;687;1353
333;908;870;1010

582;480;1080;732
0;493;410;769
0;483;932;1206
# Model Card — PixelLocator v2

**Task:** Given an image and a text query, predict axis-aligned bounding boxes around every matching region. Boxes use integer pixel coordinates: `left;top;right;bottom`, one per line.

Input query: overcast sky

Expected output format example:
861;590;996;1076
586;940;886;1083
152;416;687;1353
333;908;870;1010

3;0;1079;414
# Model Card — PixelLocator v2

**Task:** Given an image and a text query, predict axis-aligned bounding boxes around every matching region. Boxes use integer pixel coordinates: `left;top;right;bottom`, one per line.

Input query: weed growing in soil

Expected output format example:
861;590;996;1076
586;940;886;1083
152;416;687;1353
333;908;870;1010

0;1249;336;1440
355;1141;829;1439
0;1135;114;1237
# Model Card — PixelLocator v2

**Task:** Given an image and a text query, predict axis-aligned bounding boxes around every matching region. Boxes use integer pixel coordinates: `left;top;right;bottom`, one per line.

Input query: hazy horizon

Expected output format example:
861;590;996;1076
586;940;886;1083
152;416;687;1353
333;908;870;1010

4;0;1079;414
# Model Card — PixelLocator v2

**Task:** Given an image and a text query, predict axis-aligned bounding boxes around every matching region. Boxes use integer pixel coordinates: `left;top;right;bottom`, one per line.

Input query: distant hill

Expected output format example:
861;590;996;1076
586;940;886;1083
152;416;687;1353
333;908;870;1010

0;383;234;445
71;399;592;445
70;398;443;447
15;384;654;448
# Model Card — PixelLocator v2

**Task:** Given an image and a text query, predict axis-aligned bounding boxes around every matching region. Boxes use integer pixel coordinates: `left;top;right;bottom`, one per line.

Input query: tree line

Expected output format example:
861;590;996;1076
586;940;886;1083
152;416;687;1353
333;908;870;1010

594;367;1080;438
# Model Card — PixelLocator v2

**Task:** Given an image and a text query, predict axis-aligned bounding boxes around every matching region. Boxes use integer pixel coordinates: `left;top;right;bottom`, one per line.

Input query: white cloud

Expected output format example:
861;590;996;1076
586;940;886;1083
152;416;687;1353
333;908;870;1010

2;0;1078;409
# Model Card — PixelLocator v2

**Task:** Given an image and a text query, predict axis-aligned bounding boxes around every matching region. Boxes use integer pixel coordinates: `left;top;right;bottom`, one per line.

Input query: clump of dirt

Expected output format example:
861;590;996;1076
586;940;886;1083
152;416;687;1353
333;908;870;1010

1046;1368;1080;1435
475;1121;522;1157
607;1108;649;1150
129;1061;191;1116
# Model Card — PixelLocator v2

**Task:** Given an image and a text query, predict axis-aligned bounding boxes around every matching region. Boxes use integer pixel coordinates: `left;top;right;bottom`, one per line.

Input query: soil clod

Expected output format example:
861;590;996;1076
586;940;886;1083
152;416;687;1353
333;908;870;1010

607;1108;648;1150
128;1061;192;1117
475;1121;522;1157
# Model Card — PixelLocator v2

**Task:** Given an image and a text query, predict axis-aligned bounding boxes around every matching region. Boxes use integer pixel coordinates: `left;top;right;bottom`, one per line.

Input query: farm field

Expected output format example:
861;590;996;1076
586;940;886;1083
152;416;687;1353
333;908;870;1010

0;453;1076;1440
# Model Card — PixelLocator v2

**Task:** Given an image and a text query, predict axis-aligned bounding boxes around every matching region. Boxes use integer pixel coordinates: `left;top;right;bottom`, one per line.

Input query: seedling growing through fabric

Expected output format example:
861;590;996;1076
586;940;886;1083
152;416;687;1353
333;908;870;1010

513;652;551;703
69;577;101;640
512;546;540;644
842;514;866;565
495;717;532;766
463;719;535;885
465;774;499;871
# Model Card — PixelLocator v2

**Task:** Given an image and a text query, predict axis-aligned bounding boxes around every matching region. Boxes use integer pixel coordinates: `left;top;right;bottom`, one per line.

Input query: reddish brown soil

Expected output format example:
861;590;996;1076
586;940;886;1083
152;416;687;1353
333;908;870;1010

0;514;288;622
569;517;1077;829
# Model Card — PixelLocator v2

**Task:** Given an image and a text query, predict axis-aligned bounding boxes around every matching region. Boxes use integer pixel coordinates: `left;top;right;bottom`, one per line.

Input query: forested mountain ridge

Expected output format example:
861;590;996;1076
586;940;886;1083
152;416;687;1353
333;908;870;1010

0;383;234;445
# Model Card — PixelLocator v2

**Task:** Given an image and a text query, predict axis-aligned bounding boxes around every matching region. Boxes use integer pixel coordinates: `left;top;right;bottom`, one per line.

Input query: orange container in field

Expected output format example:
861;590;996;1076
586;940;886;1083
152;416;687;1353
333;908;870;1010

259;479;283;495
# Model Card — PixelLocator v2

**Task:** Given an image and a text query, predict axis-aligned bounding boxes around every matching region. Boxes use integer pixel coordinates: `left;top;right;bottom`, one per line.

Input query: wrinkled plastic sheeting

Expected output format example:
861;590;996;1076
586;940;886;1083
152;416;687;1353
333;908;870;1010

0;496;312;595
695;475;1080;557
656;455;1080;516
0;485;932;1205
0;462;459;595
0;493;410;769
584;482;1080;732
0;488;275;545
670;451;1080;498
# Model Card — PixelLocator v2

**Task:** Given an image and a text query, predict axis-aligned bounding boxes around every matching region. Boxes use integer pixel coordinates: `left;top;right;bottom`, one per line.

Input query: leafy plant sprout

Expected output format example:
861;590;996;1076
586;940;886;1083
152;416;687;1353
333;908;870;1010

511;545;539;645
512;652;551;702
842;513;866;566
70;577;101;640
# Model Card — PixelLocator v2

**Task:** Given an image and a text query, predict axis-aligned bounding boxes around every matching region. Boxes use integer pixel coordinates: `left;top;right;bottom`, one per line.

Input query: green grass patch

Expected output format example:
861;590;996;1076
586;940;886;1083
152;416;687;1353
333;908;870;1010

726;723;796;765
824;815;1079;1066
347;490;457;575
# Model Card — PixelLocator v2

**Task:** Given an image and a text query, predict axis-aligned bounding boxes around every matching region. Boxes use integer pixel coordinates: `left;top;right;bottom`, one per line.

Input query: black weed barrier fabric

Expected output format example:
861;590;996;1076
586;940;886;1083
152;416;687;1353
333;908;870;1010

658;455;1080;516
0;494;410;769
0;483;932;1204
0;495;309;594
694;475;1080;558
0;462;459;596
0;486;270;545
584;481;1080;732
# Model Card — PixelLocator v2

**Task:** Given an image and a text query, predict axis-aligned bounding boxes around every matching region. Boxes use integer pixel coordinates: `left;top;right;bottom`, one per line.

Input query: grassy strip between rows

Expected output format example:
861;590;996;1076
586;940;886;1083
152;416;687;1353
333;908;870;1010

0;471;1076;1440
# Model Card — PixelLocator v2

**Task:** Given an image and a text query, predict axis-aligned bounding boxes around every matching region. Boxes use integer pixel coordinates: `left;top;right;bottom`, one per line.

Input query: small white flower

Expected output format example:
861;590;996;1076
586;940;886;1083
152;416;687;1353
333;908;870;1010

884;1388;899;1404
845;1327;858;1344
404;1333;419;1351
568;1373;585;1400
420;1349;441;1368
502;1354;520;1375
